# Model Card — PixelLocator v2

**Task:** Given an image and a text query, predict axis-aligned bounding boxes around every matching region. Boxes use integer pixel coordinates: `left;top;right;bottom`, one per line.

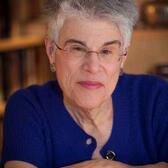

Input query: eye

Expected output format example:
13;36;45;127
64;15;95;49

100;49;113;55
71;45;86;52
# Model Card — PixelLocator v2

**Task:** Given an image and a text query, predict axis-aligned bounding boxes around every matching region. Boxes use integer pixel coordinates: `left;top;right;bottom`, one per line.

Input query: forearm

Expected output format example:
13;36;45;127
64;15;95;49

62;160;137;168
134;162;168;168
63;161;168;168
62;159;130;168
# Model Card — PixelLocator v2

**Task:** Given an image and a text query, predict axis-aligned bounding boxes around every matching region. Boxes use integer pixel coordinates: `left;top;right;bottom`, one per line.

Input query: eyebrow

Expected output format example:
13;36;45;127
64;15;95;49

103;40;121;47
64;39;121;47
64;39;87;47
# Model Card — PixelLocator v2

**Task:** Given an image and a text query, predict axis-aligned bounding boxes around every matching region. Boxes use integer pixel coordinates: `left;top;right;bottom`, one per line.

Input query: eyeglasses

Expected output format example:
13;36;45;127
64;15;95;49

53;41;125;63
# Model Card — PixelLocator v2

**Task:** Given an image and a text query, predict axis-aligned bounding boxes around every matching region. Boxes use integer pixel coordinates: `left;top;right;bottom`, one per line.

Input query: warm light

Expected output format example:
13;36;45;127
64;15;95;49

147;5;156;14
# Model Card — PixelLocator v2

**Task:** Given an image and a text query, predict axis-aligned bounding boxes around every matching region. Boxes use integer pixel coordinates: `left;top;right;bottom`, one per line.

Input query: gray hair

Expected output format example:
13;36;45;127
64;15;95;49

44;0;139;48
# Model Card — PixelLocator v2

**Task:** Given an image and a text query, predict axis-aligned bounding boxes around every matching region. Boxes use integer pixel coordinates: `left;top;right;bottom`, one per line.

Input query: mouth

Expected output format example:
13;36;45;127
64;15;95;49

77;81;104;89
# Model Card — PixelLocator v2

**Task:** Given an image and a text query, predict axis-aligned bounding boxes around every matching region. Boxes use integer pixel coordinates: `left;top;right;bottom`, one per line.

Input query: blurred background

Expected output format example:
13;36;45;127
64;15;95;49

0;0;168;151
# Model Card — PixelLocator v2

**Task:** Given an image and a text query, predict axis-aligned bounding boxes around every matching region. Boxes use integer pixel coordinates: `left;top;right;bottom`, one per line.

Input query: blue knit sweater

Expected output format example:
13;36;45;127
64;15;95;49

1;74;168;168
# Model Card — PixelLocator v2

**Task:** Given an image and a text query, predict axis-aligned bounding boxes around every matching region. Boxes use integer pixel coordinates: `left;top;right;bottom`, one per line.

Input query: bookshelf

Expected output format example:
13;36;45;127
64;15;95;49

0;33;54;116
0;34;43;116
0;102;5;119
0;0;47;153
0;34;43;52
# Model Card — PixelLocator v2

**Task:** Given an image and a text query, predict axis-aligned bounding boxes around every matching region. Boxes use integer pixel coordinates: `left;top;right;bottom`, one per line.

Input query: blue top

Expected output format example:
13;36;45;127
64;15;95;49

1;74;168;168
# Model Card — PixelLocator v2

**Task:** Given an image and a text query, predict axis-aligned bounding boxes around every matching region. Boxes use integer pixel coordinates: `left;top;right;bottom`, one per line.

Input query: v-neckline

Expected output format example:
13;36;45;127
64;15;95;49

69;81;120;157
100;83;120;157
54;75;123;159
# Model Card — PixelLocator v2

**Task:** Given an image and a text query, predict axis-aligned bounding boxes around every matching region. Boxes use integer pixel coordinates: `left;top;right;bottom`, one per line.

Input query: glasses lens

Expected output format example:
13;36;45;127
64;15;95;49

63;43;121;63
99;44;120;62
65;44;87;58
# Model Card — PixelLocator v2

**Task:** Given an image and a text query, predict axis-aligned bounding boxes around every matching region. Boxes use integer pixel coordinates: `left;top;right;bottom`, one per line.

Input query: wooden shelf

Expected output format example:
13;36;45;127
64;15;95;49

0;102;5;119
133;29;168;37
0;34;44;52
0;29;167;53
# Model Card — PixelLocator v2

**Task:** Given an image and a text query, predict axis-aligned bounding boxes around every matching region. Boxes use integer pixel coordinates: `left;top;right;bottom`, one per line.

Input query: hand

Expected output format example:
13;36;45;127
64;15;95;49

63;160;168;168
63;159;131;168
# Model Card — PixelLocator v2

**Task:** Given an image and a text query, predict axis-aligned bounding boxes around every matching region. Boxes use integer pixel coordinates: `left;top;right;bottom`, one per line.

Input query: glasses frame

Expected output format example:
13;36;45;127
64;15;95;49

53;41;127;61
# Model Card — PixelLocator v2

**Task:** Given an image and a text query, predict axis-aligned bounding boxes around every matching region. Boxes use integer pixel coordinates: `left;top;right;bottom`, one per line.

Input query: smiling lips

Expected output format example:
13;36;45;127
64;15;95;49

77;81;104;89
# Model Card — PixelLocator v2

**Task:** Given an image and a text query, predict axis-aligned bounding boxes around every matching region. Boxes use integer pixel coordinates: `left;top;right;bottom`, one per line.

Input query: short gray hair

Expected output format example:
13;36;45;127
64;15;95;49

44;0;139;48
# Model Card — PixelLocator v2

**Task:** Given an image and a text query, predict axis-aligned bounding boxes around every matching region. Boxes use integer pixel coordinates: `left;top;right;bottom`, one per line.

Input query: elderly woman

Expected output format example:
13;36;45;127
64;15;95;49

1;0;168;168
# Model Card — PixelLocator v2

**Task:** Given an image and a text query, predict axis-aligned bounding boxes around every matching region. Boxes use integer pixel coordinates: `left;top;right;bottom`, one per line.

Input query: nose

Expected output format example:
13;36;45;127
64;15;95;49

82;53;101;74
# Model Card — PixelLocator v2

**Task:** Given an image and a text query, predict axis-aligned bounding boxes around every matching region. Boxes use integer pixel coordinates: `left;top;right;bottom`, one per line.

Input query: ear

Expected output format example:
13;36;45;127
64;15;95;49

44;37;55;63
120;47;129;68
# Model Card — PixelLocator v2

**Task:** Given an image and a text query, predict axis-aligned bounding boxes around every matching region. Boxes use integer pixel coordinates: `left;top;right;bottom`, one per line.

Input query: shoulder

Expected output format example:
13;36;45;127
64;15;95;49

121;74;168;126
121;74;168;160
2;81;61;168
4;80;63;121
120;73;167;87
120;73;168;109
116;73;168;119
7;80;62;106
119;73;168;96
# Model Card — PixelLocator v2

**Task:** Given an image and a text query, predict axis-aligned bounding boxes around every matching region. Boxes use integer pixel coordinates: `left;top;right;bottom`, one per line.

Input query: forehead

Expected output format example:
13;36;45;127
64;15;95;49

58;17;122;47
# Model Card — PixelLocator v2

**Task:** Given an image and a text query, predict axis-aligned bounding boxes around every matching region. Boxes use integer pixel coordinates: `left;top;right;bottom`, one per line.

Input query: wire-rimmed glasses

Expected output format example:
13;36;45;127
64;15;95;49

53;40;125;63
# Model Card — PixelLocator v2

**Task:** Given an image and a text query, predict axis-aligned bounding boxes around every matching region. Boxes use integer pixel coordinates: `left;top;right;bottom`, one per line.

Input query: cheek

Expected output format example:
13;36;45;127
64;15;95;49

105;64;120;94
54;58;79;95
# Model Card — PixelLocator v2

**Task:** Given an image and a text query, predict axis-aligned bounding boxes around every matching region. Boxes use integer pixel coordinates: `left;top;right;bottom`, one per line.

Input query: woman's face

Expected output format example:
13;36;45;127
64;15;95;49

47;17;126;110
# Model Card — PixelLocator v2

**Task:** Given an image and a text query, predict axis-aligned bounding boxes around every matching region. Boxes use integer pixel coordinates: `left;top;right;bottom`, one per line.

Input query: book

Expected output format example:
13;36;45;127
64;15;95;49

0;45;53;101
1;53;9;100
36;46;54;84
3;51;21;98
23;48;38;87
0;0;11;38
23;46;54;86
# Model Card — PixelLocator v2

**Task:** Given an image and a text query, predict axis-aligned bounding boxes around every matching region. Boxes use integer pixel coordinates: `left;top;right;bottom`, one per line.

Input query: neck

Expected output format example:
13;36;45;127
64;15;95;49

63;97;113;130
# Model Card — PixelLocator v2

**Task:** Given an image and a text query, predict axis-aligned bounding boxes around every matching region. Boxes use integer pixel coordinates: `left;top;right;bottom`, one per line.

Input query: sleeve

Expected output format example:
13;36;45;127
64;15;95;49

1;90;48;168
153;82;168;162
